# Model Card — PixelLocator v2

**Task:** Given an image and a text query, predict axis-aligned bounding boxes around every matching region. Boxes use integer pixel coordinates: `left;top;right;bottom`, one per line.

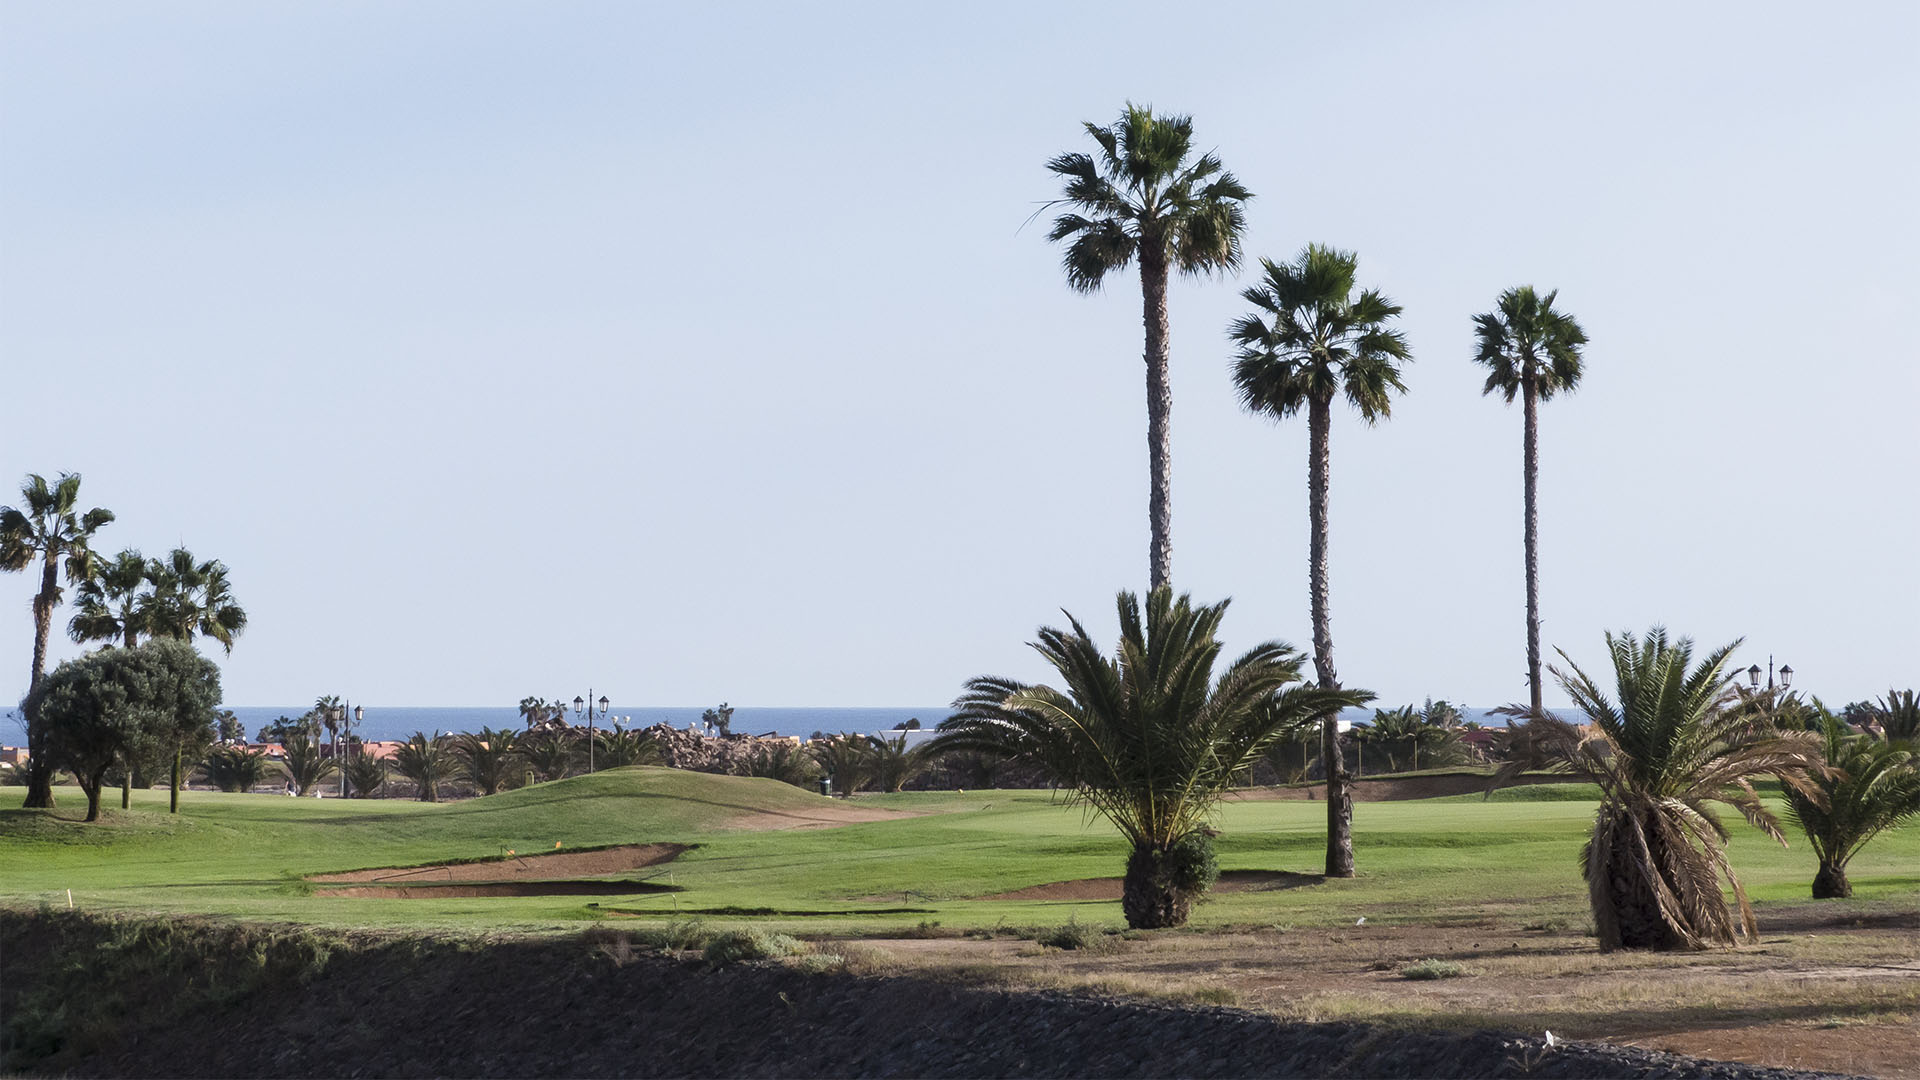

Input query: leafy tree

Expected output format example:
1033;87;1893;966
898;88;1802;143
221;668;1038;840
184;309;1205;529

454;727;522;795
1471;287;1590;716
281;729;337;796
254;715;309;745
522;729;577;782
1230;244;1411;878
1419;698;1467;729
390;732;454;802
66;548;152;648
28;650;153;820
1783;709;1920;898
1;471;115;807
591;724;660;769
933;588;1366;928
808;734;877;796
519;696;569;731
200;744;273;793
1045;104;1251;589
1493;629;1822;950
343;754;387;799
138;637;223;812
700;702;735;736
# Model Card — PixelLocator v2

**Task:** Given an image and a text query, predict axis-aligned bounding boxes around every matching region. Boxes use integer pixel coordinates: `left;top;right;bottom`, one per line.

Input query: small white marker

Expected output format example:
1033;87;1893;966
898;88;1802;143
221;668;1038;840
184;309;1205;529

66;889;73;909
1544;1031;1557;1049
1355;916;1366;926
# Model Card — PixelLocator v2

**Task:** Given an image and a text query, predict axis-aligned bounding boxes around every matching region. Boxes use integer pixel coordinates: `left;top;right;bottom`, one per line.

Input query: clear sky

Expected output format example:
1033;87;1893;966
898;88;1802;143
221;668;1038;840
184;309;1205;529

2;2;1915;715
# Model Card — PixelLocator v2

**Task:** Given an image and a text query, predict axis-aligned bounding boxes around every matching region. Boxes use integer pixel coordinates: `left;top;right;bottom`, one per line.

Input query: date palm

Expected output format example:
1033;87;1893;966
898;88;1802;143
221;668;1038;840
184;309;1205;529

808;733;878;796
933;588;1366;929
1471;286;1589;715
67;548;152;649
591;724;660;769
1493;629;1823;950
1870;688;1919;743
1783;709;1920;898
1;471;115;807
1045;104;1251;589
454;727;522;795
390;732;454;802
1230;244;1411;878
200;744;272;793
281;729;338;796
343;754;387;799
522;729;578;783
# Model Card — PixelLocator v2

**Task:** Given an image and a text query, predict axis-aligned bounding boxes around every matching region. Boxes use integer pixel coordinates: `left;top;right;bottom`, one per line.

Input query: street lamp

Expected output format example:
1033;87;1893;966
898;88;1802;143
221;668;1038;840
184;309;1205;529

327;703;365;797
573;692;610;773
1746;656;1792;692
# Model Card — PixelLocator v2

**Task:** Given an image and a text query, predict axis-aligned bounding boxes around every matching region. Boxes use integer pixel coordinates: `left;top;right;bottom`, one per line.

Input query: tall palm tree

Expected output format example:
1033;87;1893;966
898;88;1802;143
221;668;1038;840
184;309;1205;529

67;548;151;649
1493;629;1822;950
932;588;1366;928
1;471;115;808
1783;710;1920;898
1046;104;1252;590
140;547;247;653
1471;286;1590;715
1229;244;1411;878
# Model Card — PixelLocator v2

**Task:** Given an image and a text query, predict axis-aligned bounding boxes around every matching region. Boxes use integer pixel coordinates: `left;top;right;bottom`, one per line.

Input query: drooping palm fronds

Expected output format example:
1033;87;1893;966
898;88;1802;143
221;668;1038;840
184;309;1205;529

138;548;247;654
343;755;387;799
809;734;878;796
1493;629;1823;950
1783;709;1920;897
932;588;1367;929
200;744;273;794
67;548;151;649
743;740;820;788
281;730;338;796
591;724;660;769
1872;689;1920;743
454;727;522;794
390;732;454;802
521;729;578;783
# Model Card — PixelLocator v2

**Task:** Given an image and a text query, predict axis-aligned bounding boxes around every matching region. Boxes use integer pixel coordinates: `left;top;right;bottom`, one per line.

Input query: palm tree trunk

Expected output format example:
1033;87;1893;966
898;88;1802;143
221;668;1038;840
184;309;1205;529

23;557;60;809
1141;248;1173;591
1309;394;1353;878
1122;841;1192;929
1812;859;1851;899
1523;380;1543;716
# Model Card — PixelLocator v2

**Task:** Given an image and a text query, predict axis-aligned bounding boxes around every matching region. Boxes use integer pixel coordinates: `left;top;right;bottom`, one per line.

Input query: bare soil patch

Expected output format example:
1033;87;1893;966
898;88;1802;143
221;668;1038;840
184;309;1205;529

313;880;681;899
306;842;686;884
977;870;1323;902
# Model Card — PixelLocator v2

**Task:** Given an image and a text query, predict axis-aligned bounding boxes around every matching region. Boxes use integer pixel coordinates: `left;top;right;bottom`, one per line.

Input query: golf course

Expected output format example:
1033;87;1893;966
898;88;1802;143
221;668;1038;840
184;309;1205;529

4;768;1916;1076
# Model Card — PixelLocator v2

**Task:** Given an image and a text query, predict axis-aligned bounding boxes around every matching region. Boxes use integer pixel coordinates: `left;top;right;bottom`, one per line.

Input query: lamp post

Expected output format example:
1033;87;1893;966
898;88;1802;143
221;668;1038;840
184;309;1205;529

327;703;365;797
573;692;610;773
1745;657;1793;693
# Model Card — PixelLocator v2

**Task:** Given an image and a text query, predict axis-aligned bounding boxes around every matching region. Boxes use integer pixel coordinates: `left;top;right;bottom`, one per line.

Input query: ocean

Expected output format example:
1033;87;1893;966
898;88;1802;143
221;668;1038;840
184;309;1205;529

223;705;1562;743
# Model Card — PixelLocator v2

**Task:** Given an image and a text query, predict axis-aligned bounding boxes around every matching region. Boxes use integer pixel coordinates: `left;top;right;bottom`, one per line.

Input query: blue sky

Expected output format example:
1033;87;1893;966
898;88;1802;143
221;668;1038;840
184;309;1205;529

3;2;1915;714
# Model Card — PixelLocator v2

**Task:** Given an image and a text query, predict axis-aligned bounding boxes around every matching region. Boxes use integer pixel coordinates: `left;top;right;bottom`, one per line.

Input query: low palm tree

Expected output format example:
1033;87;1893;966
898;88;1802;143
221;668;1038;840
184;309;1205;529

1045;104;1252;589
1230;244;1411;878
591;724;660;769
522;729;578;783
1783;710;1920;898
1870;689;1919;743
200;744;272;793
281;729;337;796
1471;287;1590;716
933;588;1367;929
1353;705;1460;773
743;741;819;788
390;732;454;802
454;727;521;795
869;733;933;793
1493;629;1823;950
808;734;877;796
67;548;151;649
1;471;115;807
343;755;387;799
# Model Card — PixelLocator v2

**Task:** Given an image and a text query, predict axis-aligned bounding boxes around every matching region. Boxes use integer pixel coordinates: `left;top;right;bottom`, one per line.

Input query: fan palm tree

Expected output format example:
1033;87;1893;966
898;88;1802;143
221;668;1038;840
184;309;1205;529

1783;710;1920;898
67;548;152;649
1045;104;1252;589
139;548;247;653
932;588;1367;929
1;471;115;808
454;727;522;794
390;732;454;802
1471;286;1590;715
1492;629;1823;950
1229;244;1411;878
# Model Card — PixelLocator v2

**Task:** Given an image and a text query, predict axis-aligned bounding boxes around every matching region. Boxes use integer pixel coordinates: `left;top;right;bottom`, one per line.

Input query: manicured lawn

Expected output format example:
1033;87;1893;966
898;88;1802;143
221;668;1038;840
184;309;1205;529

2;767;1914;936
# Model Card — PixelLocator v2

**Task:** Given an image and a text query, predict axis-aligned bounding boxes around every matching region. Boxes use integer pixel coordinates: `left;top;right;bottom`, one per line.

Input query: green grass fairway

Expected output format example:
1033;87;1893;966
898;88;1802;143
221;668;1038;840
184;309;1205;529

3;767;1915;935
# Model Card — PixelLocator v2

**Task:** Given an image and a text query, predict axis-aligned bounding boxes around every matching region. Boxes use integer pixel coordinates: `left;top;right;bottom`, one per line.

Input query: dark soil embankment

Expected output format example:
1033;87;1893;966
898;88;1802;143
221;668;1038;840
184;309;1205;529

0;910;1853;1079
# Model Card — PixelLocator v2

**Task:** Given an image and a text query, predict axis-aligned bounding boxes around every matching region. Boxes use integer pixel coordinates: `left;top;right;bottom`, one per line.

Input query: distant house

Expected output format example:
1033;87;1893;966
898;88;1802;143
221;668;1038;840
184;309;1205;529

0;746;26;766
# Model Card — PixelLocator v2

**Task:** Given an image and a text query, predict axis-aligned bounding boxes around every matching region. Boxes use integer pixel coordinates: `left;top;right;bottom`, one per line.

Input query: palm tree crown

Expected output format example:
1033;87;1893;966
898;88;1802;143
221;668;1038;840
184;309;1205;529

68;548;151;649
1229;245;1412;419
933;587;1366;928
140;547;247;654
1046;104;1251;591
1472;285;1588;403
1495;629;1822;950
1783;709;1920;898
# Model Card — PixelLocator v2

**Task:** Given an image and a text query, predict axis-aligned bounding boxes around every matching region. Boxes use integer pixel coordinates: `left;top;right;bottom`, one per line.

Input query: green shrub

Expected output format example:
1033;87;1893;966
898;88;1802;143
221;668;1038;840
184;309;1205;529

1399;958;1467;980
702;929;807;966
1035;915;1105;951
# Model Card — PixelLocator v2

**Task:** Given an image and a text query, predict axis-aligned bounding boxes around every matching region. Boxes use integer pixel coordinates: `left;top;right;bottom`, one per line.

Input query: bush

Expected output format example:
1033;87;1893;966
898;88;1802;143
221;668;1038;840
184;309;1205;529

1164;831;1220;896
1035;916;1103;951
1399;958;1467;980
702;929;808;966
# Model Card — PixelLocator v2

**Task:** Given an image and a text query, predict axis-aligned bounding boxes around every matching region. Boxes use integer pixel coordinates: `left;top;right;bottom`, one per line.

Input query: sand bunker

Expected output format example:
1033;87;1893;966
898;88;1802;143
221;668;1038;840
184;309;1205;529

974;869;1322;902
307;842;687;885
